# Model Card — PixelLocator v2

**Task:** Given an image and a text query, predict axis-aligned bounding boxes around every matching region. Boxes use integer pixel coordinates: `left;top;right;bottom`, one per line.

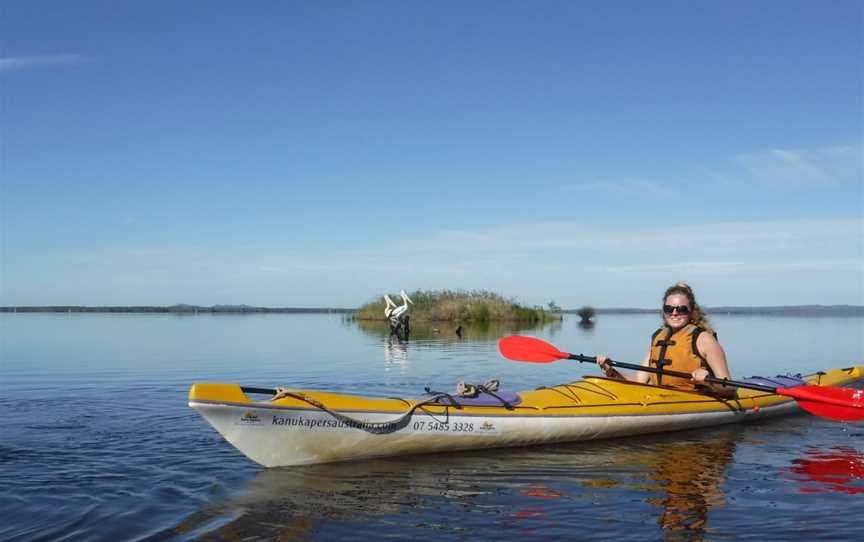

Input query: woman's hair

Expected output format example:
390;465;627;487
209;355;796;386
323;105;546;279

663;282;713;331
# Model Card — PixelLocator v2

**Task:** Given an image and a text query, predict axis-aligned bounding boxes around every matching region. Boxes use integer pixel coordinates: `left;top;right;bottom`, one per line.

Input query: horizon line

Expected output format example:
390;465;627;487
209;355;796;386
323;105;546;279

1;303;862;313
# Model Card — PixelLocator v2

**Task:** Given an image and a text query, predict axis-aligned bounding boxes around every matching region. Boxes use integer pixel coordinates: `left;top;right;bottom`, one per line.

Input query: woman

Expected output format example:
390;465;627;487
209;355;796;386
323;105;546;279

597;282;735;398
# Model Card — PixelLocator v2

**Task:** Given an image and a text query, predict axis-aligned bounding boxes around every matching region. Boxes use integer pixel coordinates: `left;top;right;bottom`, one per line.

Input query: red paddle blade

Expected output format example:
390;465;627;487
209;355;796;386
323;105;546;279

498;336;569;363
777;386;864;422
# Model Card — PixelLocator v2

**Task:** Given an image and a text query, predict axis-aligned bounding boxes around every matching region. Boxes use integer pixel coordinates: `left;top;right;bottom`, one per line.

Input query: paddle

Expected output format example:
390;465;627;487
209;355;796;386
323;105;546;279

498;335;864;422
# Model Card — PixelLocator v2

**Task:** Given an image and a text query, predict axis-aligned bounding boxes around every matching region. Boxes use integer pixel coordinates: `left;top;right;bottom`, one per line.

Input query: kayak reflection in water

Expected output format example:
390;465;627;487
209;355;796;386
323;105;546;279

644;436;737;538
597;282;737;399
172;435;739;540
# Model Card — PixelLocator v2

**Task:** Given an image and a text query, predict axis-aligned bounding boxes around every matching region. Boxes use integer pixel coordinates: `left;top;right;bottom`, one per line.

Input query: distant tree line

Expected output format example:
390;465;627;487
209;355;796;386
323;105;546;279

0;305;355;314
562;305;863;316
2;304;860;316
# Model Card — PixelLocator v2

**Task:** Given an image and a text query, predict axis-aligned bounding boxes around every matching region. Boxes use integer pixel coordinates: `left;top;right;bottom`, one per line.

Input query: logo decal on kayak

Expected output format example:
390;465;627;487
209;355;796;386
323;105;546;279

238;412;263;425
271;414;385;432
267;414;501;436
478;421;497;433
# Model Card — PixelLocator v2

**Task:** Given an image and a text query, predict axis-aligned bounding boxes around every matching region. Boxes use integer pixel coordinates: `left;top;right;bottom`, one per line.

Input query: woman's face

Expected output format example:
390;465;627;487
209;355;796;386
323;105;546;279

663;293;692;330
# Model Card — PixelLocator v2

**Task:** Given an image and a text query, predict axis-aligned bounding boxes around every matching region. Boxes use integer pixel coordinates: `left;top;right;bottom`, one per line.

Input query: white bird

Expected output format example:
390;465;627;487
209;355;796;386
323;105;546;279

383;294;398;318
390;289;413;320
384;289;413;321
401;289;413;305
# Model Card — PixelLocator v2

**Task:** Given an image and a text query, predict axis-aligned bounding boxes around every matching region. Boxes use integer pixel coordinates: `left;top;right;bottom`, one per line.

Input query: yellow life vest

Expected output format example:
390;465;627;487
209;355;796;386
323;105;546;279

648;324;713;390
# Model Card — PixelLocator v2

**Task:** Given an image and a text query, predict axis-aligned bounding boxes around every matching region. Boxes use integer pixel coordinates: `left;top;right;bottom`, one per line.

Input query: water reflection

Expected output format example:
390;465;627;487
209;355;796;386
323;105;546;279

174;432;739;540
384;334;409;366
577;320;595;331
785;446;864;494
642;437;736;539
354;318;557;342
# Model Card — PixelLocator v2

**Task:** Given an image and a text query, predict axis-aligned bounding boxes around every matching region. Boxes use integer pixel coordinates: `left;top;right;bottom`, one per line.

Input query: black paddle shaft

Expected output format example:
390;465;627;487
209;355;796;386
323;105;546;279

569;354;779;394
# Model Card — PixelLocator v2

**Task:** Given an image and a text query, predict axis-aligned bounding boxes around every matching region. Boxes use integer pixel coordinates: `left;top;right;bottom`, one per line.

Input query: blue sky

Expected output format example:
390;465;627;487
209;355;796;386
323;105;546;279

1;1;862;309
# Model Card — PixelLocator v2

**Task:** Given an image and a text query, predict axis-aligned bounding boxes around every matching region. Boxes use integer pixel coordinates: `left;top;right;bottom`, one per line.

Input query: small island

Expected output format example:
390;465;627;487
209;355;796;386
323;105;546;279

351;289;561;323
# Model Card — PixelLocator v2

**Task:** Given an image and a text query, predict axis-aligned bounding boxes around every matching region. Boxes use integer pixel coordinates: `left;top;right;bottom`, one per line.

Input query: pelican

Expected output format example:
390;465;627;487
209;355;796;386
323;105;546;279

391;289;413;320
383;294;398;318
384;290;413;321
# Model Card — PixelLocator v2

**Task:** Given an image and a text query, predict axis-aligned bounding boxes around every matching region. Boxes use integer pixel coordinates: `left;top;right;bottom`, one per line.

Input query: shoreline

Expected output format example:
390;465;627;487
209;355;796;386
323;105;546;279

586;305;864;316
1;304;862;316
0;306;355;314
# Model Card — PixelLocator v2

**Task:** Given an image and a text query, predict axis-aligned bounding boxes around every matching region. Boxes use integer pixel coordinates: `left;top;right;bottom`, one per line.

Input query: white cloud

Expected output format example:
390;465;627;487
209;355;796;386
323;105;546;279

5;216;860;307
564;178;677;197
558;143;861;202
588;259;863;275
49;217;864;275
0;54;90;73
732;143;863;185
388;217;863;256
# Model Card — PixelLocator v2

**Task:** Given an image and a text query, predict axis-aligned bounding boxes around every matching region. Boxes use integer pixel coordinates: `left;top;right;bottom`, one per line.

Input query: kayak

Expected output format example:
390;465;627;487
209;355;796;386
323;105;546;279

188;366;863;467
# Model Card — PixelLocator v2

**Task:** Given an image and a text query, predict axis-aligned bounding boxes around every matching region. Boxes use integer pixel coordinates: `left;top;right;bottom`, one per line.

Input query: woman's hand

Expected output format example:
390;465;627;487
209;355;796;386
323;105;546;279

597;355;618;378
691;368;710;383
691;367;736;398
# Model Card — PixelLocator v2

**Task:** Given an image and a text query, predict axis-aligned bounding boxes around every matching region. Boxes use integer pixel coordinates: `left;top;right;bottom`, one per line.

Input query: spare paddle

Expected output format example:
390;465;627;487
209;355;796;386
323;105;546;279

499;335;864;422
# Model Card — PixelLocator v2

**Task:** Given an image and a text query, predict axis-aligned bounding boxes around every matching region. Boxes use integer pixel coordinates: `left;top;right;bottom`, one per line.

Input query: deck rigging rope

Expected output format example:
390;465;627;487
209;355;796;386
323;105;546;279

270;388;452;435
269;378;515;434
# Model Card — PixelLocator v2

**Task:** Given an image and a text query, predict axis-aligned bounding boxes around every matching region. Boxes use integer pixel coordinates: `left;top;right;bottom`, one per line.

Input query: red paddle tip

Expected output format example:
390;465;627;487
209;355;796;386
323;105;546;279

498;336;568;363
778;385;864;422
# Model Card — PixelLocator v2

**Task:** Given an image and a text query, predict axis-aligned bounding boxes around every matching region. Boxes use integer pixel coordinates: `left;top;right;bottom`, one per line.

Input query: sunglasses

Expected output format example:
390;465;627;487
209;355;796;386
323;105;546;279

663;305;690;315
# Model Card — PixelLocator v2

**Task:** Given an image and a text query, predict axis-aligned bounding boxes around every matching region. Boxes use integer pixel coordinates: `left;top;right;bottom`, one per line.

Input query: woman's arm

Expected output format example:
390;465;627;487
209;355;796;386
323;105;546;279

633;351;652;384
694;333;736;398
597;351;652;384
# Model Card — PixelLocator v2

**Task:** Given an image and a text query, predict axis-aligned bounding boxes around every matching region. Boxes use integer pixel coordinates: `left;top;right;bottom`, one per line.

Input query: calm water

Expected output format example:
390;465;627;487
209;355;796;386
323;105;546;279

1;313;862;541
